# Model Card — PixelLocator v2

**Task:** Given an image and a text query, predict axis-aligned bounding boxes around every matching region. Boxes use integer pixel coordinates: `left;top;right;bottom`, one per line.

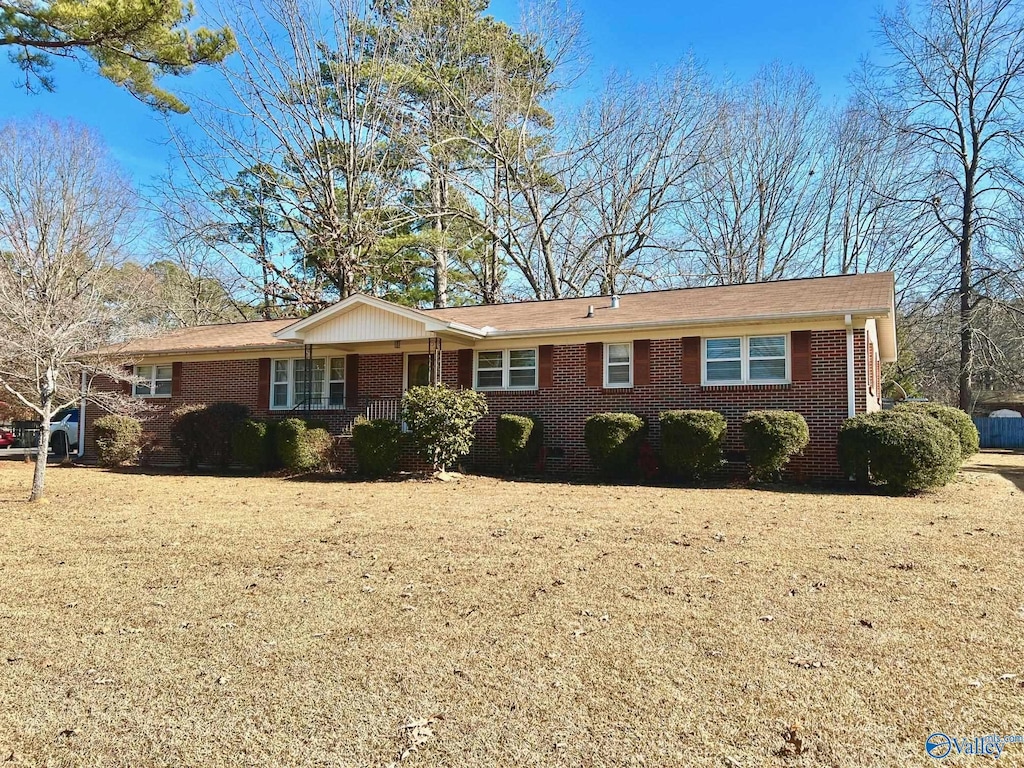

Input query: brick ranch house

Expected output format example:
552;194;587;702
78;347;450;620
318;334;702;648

82;272;896;480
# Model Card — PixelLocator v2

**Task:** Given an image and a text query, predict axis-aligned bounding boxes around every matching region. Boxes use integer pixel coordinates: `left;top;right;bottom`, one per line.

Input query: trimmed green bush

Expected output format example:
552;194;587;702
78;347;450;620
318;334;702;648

496;414;544;474
275;418;308;471
897;402;979;459
584;412;646;479
659;410;727;481
94;415;143;467
838;410;960;494
402;385;488;471
232;419;278;472
351;418;403;478
170;402;250;471
275;417;333;472
742;410;809;482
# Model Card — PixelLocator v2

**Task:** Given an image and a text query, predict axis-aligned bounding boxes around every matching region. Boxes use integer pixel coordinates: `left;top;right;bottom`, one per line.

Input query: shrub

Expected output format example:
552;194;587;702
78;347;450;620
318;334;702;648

897;402;979;459
232;419;278;472
94;415;143;467
169;403;207;471
402;385;488;471
742;410;809;482
351;418;403;478
295;428;334;472
659;410;727;481
584;413;646;479
496;414;545;474
275;418;308;471
838;410;960;494
170;402;250;471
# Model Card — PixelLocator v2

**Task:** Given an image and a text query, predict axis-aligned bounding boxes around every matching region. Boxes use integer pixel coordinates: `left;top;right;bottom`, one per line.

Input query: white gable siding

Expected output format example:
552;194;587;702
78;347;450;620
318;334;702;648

301;303;430;345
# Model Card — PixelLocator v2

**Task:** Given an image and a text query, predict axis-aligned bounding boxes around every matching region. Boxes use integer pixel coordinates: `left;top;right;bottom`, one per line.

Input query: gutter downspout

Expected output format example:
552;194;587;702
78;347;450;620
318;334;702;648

78;371;87;460
845;314;856;418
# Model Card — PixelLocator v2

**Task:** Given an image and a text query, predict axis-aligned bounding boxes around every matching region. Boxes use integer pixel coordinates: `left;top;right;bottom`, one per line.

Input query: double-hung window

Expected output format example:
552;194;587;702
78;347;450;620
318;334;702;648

474;349;537;390
704;335;788;385
604;342;632;387
134;364;172;397
271;357;346;409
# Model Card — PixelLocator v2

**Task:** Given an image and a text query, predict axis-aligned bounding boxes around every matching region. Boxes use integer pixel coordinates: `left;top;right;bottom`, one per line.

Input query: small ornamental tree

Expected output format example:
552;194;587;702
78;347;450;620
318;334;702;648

402;385;487;472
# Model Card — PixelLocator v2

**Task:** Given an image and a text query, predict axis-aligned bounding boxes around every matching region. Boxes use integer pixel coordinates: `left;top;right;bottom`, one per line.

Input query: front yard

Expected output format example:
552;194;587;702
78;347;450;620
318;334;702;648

1;454;1022;766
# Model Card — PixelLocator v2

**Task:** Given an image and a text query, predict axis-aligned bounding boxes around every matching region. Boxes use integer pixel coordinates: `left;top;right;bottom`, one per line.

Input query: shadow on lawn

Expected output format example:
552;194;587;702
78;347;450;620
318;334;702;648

961;451;1024;492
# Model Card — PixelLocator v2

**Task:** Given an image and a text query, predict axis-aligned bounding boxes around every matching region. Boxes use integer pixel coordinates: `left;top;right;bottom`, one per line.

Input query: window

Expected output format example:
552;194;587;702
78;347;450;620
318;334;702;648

604;342;632;387
270;357;346;409
474;349;538;390
134;364;172;397
704;335;788;385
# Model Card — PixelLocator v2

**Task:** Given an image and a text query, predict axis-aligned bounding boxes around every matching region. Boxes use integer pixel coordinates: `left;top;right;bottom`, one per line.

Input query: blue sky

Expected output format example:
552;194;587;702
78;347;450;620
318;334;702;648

0;0;887;189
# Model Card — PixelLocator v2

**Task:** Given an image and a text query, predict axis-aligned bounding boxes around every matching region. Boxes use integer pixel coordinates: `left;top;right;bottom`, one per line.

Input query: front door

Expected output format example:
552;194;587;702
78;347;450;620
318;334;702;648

407;354;431;389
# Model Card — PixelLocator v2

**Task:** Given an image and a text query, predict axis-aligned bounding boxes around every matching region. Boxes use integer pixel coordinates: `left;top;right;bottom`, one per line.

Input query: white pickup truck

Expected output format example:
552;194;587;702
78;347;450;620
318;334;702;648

49;407;80;458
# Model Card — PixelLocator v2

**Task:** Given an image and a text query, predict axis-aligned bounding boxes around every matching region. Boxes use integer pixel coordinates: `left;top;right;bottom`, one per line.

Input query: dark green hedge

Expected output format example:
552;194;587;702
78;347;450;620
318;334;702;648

170;402;250;471
232;419;278;472
897;402;979;459
838;410;960;494
584;413;646;479
351;418;403;478
659;410;727;481
741;410;809;482
496;414;543;474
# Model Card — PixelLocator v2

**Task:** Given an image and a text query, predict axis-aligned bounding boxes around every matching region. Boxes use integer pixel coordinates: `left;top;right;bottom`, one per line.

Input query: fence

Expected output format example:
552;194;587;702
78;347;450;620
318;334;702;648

973;417;1024;449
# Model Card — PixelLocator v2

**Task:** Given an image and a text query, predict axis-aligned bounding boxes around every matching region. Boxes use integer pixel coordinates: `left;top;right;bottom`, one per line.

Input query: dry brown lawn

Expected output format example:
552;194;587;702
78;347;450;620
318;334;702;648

1;454;1023;767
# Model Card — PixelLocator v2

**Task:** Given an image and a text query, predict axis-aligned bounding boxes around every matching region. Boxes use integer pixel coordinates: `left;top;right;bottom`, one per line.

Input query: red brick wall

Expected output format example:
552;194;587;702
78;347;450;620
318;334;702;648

85;329;865;480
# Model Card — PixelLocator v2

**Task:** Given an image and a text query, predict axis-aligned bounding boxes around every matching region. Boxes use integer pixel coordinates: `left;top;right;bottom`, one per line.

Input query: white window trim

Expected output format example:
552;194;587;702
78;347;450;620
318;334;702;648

473;348;539;391
133;364;173;399
702;334;790;386
269;356;346;410
604;341;633;389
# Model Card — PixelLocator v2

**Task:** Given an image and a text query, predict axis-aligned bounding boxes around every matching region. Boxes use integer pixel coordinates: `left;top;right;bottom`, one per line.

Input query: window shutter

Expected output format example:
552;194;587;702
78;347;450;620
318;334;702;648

345;354;359;407
681;337;701;384
539;345;554;388
585;342;603;387
791;331;812;381
633;339;651;386
171;362;183;398
457;348;474;389
257;358;271;410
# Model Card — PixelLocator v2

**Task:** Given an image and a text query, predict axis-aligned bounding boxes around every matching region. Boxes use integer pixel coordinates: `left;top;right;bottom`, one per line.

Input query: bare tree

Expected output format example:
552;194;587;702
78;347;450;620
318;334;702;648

683;64;826;285
0;119;145;501
171;0;410;311
868;0;1024;410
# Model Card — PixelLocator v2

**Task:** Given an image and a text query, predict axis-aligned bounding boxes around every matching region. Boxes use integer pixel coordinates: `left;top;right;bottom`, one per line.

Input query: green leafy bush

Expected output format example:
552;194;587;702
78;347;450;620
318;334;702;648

659;410;727;481
741;410;809;482
402;385;488;471
897;402;979;459
232;419;278;472
496;414;544;474
584;413;646;479
351;418;403;478
94;415;143;467
838;410;960;494
170;402;250;471
275;417;333;472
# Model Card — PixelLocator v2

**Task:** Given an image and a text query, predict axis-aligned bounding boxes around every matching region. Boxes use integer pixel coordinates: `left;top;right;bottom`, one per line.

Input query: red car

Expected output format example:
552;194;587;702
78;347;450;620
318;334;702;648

0;428;14;449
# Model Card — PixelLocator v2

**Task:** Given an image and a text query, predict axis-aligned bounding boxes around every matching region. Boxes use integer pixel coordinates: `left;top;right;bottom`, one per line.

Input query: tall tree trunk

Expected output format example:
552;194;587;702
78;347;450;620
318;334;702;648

431;171;449;308
959;174;974;411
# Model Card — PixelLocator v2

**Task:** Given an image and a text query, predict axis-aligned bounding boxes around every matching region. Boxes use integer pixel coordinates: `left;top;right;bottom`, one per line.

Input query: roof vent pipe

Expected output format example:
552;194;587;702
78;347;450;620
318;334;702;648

610;294;620;309
586;305;595;318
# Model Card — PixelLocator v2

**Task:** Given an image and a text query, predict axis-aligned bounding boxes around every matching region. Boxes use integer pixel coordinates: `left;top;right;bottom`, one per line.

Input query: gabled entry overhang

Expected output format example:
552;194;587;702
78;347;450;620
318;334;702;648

273;294;486;346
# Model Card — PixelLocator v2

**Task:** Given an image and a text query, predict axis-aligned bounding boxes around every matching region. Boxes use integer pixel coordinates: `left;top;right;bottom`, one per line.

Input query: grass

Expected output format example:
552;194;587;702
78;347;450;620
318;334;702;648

1;453;1023;767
